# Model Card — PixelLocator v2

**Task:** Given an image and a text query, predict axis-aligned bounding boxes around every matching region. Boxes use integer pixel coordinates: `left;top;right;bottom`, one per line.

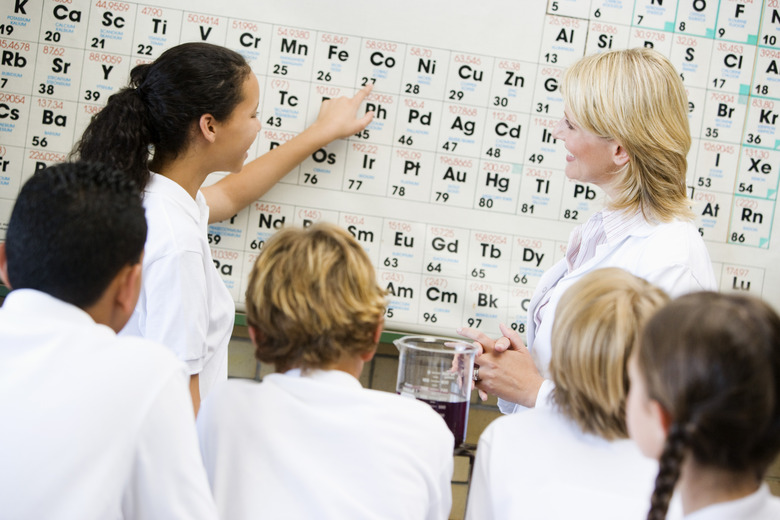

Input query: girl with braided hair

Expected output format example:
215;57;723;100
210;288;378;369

627;292;780;519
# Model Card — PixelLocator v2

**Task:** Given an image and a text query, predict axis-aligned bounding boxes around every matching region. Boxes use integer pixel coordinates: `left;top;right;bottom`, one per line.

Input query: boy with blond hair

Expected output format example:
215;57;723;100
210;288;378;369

197;222;454;519
466;268;670;519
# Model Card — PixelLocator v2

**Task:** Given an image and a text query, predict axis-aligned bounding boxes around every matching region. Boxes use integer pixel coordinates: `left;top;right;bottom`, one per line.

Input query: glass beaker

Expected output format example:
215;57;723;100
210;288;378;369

394;335;477;447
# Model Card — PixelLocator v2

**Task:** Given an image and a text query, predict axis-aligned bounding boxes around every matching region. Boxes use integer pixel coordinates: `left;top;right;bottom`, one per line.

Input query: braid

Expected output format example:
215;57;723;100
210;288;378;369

647;422;688;520
638;293;780;518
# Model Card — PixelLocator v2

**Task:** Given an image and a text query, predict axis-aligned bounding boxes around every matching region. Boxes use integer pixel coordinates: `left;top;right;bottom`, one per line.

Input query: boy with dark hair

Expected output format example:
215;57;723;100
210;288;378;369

0;162;217;519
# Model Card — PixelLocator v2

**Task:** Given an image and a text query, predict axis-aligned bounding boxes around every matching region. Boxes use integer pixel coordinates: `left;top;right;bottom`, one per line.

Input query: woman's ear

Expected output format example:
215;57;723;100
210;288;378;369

198;114;218;143
612;142;630;167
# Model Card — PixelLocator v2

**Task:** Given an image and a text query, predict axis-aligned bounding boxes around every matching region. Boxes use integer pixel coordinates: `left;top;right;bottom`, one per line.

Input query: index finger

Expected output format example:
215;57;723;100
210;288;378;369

352;82;374;104
456;326;496;352
499;322;527;350
493;336;511;353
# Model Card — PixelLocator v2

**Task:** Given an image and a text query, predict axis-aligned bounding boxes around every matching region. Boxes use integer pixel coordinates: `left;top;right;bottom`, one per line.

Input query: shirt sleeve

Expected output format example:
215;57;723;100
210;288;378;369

498;397;520;414
645;263;715;299
534;379;556;409
496;377;555;414
142;251;210;374
122;369;218;520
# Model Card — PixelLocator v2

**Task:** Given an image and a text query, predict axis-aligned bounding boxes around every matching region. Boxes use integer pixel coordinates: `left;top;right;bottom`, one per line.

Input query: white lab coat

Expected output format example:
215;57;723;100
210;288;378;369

500;214;716;413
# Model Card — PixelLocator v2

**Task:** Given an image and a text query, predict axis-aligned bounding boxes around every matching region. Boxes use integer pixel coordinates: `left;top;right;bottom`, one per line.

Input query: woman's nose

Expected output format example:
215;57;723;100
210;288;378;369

551;118;565;140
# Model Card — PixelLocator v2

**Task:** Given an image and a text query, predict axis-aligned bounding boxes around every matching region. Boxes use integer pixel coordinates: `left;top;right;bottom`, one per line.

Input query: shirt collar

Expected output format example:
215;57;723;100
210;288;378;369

2;289;99;329
145;173;209;225
686;483;772;519
601;207;654;244
281;368;363;389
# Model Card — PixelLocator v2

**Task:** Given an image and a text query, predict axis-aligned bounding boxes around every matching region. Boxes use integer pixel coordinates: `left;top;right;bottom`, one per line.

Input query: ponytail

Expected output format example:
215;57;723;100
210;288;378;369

72;82;152;191
72;43;251;192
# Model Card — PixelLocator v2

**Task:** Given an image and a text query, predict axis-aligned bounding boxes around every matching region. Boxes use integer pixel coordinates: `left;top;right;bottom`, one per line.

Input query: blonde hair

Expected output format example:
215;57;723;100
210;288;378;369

551;268;669;439
562;48;693;222
245;222;387;372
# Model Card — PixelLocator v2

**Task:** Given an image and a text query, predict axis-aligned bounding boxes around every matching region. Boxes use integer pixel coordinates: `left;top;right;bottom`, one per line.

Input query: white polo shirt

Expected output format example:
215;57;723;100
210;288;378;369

0;289;218;519
466;406;661;520
122;173;234;398
197;369;454;520
685;484;780;519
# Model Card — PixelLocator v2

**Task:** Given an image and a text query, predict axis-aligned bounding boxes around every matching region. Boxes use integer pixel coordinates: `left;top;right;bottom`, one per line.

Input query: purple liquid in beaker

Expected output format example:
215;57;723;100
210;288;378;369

417;397;469;447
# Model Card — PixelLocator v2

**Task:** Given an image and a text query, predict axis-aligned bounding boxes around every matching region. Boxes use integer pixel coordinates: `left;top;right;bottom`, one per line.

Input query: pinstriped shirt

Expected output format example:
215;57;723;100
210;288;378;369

535;208;646;329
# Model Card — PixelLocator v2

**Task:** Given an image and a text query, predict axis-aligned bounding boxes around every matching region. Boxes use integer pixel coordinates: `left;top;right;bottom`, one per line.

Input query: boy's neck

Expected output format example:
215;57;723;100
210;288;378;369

284;355;367;381
329;356;366;381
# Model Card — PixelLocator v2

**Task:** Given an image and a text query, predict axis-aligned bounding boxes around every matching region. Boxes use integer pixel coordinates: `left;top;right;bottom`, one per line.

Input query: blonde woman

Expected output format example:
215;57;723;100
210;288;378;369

459;48;716;412
196;223;454;520
466;268;669;519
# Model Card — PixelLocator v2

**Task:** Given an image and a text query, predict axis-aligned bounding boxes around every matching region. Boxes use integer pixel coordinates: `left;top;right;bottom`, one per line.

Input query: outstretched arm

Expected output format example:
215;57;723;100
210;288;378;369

203;84;375;223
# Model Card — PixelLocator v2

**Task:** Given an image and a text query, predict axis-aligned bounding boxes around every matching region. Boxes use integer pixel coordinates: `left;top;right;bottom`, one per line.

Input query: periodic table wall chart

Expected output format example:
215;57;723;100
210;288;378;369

1;0;779;338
